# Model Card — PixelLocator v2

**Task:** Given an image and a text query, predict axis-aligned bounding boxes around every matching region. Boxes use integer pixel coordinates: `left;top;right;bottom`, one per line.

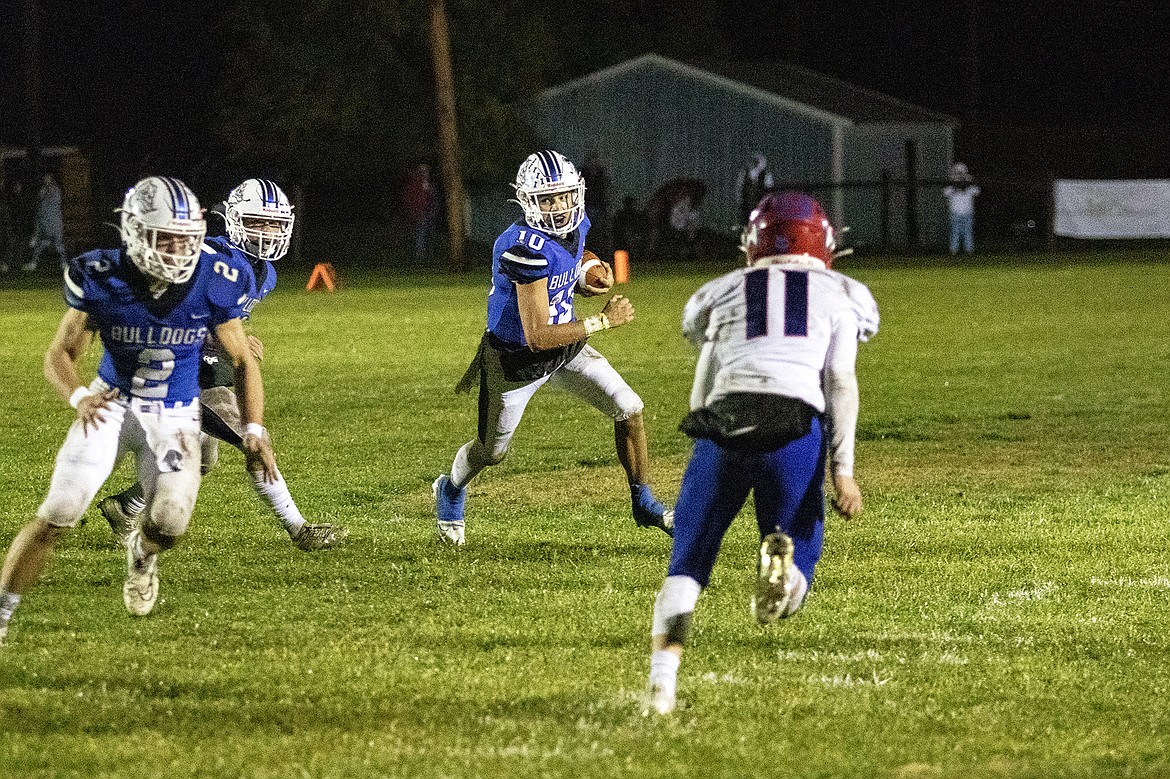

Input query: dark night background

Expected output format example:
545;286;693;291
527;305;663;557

2;0;1169;253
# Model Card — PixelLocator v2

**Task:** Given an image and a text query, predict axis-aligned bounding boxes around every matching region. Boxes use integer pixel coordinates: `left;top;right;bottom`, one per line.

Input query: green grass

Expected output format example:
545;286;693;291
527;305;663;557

2;251;1170;778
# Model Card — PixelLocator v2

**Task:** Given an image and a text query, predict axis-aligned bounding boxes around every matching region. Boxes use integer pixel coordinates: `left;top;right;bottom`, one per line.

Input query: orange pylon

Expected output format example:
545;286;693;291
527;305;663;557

612;250;630;283
306;262;338;292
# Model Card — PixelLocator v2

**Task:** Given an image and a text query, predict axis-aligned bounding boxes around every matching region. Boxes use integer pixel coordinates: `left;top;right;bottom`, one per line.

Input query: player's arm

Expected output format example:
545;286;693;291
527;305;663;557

823;318;862;519
214;317;277;482
43;308;117;433
681;278;722;344
515;278;633;351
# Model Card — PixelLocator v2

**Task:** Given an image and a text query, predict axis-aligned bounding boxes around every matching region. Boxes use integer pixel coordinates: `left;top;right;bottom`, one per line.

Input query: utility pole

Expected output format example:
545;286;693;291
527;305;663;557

22;0;44;174
964;0;980;121
428;0;466;271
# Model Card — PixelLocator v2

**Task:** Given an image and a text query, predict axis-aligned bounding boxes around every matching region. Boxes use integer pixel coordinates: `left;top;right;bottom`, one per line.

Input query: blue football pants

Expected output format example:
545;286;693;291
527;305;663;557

667;417;827;588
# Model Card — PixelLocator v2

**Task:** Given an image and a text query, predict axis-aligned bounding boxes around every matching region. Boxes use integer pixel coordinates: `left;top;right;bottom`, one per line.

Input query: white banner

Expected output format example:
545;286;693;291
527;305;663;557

1054;179;1170;238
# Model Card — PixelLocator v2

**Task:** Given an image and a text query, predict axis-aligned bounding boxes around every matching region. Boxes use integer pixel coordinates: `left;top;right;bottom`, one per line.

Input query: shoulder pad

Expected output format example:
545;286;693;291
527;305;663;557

206;251;256;316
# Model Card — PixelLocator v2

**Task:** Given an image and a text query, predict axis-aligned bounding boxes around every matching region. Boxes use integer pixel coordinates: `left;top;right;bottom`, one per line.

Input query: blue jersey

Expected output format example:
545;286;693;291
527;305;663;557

201;235;276;313
64;248;252;403
203;236;277;317
486;214;590;347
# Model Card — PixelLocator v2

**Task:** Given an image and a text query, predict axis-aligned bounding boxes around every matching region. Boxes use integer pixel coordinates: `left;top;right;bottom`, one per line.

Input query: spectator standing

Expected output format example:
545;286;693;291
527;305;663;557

27;172;66;271
943;162;980;255
580;148;612;261
669;194;701;260
735;153;774;227
402;163;438;262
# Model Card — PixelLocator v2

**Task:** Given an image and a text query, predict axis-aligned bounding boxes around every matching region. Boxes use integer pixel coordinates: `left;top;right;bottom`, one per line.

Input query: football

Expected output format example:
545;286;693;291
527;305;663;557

580;250;612;291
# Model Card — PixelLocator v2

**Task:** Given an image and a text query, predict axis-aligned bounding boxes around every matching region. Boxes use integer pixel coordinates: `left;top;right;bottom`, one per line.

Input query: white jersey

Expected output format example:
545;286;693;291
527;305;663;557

681;259;878;474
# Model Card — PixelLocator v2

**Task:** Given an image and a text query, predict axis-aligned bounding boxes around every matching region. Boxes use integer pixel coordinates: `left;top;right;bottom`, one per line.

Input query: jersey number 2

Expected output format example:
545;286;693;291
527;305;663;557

132;348;176;398
745;268;808;339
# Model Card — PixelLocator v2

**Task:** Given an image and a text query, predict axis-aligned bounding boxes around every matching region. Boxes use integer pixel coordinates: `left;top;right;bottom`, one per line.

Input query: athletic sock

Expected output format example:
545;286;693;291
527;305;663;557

0;591;21;624
449;442;477;491
649;649;681;693
122;483;147;516
251;468;306;535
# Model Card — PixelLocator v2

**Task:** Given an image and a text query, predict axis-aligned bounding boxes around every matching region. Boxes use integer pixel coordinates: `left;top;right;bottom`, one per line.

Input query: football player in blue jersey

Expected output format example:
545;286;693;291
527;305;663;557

97;179;345;551
432;150;673;546
0;177;276;644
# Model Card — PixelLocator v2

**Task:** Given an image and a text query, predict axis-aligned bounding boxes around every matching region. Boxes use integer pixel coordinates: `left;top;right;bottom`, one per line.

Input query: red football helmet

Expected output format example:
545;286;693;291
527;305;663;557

740;190;836;267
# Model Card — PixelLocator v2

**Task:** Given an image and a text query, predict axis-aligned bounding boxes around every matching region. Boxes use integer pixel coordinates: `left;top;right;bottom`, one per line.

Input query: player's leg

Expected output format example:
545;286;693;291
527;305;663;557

437;352;548;546
646;438;754;713
1;404;127;642
121;403;202;617
550;345;673;535
751;417;827;623
202;385;343;551
100;396;222;540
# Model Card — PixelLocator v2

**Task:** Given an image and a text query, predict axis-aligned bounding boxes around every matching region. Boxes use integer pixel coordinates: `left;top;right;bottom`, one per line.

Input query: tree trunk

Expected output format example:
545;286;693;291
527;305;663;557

428;0;466;272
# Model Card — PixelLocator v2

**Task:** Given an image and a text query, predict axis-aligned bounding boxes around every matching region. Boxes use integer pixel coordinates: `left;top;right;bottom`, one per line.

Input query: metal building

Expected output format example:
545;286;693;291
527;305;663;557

473;54;957;250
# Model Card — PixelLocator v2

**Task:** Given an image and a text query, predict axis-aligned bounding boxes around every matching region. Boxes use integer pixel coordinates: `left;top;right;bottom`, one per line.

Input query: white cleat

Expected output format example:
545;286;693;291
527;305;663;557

751;531;795;625
123;532;160;617
645;682;676;715
0;621;8;647
432;476;466;547
436;519;465;547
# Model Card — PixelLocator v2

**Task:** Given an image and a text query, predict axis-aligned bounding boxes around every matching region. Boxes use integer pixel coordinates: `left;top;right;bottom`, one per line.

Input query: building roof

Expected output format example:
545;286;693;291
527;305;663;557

540;53;957;127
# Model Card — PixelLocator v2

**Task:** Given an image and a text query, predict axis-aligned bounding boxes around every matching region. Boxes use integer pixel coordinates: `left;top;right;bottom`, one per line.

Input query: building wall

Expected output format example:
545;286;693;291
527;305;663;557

476;60;841;244
469;60;955;251
844;124;953;246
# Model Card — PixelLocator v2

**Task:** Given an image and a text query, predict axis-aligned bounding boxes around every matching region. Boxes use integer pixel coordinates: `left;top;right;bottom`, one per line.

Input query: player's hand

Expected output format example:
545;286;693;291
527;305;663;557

77;388;120;435
243;430;278;483
601;294;635;328
582;263;615;295
247;334;265;362
831;474;862;519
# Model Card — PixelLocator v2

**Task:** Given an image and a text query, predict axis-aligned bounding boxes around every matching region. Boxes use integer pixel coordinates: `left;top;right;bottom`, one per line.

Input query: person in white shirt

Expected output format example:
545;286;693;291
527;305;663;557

643;191;879;715
943;162;981;255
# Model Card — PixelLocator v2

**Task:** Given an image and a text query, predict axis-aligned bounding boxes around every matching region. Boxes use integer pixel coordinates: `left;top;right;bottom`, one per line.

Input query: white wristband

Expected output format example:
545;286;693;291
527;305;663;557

68;387;93;409
244;423;267;438
582;313;610;336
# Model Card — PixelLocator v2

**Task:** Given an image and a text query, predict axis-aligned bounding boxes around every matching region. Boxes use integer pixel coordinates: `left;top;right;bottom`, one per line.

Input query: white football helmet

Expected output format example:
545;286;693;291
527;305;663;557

225;178;295;261
512;150;586;236
119;176;206;285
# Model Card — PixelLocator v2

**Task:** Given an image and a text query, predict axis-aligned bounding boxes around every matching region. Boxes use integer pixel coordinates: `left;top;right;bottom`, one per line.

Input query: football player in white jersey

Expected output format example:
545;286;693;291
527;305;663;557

97;179;345;551
643;191;879;714
0;177;277;645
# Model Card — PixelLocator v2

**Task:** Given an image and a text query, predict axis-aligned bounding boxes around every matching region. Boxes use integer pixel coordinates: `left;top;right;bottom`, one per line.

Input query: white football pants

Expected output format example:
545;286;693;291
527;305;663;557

470;343;643;467
38;379;202;539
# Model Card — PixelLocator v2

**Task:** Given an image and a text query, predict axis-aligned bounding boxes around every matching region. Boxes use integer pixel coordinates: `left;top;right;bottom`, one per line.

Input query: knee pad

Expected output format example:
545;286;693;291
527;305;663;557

612;389;644;422
141;522;181;551
470;438;508;468
146;494;194;541
36;487;91;529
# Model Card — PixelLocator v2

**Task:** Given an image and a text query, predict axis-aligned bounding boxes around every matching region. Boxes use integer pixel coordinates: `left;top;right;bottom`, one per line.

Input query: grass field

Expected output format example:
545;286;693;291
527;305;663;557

2;251;1169;778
